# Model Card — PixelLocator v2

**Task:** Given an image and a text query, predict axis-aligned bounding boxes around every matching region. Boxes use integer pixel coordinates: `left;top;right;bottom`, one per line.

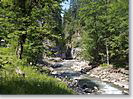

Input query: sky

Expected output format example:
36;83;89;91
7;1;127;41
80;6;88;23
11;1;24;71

62;0;70;10
61;0;70;16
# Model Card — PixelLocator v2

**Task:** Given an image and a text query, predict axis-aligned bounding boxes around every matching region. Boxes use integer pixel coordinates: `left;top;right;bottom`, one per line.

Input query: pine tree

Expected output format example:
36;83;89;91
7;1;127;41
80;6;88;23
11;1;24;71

0;0;64;65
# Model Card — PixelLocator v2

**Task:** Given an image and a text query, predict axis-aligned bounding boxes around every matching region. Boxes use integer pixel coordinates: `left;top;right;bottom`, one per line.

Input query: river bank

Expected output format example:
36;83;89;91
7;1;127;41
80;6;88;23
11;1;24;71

88;66;129;94
44;58;129;94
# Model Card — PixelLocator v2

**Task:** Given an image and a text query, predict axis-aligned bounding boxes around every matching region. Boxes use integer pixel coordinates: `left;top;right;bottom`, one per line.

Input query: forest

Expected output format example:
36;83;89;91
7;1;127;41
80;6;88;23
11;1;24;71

0;0;129;95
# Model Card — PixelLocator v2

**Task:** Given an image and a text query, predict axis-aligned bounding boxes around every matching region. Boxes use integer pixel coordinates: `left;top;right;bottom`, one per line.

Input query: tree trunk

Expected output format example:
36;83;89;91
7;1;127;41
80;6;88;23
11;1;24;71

16;43;23;59
16;34;26;59
106;41;109;65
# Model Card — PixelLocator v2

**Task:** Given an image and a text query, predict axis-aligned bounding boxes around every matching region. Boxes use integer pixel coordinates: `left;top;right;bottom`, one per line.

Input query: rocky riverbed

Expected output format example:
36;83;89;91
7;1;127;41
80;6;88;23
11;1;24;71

88;66;129;93
40;57;129;95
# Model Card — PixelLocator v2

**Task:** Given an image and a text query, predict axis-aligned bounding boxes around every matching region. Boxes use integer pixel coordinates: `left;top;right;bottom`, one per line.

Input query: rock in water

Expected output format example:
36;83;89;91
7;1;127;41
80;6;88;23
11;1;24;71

51;63;63;68
82;83;88;89
83;88;92;93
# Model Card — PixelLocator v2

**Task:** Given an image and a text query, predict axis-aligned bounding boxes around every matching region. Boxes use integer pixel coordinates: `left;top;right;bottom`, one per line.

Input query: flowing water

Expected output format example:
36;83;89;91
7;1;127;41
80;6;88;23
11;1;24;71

51;60;126;95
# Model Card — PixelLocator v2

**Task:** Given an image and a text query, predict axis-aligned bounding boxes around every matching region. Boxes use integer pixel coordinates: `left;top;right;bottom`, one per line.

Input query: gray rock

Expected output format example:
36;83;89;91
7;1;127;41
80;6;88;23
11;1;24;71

51;63;63;68
80;66;92;74
48;57;62;62
123;90;129;95
83;88;92;93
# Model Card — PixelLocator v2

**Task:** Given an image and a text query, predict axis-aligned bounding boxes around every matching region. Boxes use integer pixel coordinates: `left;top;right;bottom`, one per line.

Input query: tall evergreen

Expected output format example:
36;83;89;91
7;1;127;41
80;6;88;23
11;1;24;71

0;0;64;65
63;0;128;67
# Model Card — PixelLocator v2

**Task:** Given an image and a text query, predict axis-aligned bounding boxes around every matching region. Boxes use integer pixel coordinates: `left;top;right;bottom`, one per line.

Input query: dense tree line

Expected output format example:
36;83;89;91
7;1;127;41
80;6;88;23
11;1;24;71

0;0;77;94
0;0;64;66
0;0;129;70
63;0;128;68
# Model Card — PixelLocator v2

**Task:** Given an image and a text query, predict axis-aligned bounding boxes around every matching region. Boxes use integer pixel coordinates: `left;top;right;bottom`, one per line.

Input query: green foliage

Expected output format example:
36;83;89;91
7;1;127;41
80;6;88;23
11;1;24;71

0;0;64;63
0;47;27;70
0;0;74;94
100;63;111;69
0;66;75;94
63;0;128;68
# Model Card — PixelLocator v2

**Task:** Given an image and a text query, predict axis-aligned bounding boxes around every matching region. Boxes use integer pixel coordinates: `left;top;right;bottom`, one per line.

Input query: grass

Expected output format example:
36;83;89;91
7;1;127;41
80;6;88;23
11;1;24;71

0;66;75;95
100;63;112;69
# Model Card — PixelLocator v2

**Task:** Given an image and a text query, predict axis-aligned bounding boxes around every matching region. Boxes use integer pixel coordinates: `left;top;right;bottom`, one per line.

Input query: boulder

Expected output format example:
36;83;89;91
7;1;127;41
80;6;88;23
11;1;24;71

82;83;88;89
51;71;57;75
48;57;62;62
83;88;92;93
51;63;63;68
80;66;92;73
123;90;129;95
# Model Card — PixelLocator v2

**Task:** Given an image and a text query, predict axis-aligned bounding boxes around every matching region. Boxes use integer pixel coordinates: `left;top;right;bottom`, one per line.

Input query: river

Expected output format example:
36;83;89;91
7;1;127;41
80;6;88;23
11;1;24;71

50;59;127;95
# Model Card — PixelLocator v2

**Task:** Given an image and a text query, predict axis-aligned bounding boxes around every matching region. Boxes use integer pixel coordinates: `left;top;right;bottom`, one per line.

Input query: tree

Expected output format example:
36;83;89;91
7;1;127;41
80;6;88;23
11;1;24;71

0;0;64;65
63;0;128;67
80;0;128;67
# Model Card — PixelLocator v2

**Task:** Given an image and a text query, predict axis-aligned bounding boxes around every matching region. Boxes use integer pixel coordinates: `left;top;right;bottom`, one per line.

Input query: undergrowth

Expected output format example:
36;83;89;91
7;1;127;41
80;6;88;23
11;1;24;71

0;65;75;94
